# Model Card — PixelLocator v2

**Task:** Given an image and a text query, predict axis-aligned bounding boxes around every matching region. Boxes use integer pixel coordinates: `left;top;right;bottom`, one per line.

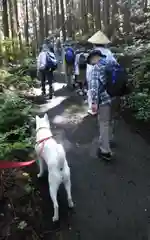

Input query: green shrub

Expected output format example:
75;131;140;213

124;43;150;122
127;91;150;121
0;92;34;159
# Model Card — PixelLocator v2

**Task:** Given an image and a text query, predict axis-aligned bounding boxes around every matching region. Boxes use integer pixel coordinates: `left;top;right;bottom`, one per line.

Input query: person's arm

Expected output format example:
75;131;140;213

89;64;106;105
37;52;47;70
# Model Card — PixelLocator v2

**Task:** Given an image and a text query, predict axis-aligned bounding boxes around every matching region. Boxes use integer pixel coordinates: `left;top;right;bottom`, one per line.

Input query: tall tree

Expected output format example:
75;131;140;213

8;0;17;39
45;0;49;37
2;0;9;38
39;0;45;45
103;0;110;33
94;0;101;30
49;0;54;32
81;0;89;34
13;0;22;48
55;0;60;29
60;0;66;41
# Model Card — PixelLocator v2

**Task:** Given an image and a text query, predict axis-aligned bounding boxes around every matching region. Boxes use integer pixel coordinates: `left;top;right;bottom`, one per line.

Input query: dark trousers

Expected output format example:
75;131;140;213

39;70;53;95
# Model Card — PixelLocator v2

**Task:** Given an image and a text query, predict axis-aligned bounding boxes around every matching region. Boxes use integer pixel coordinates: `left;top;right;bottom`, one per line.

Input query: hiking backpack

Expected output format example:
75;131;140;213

46;52;57;71
65;48;75;65
100;60;132;97
78;53;87;69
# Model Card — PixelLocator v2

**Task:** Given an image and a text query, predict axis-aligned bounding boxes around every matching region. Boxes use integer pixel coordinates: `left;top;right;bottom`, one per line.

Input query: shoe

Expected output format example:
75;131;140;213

42;92;46;97
49;93;53;99
97;148;112;161
78;90;84;96
88;109;97;116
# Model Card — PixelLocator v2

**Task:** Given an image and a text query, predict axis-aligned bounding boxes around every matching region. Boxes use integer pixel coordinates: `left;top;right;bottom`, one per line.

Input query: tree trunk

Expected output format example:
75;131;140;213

81;0;89;34
2;0;9;38
31;0;38;52
13;0;22;49
39;0;45;45
8;0;17;39
56;0;60;29
45;0;49;37
87;0;94;32
94;0;101;30
49;0;54;32
60;0;66;41
123;1;131;36
103;0;110;34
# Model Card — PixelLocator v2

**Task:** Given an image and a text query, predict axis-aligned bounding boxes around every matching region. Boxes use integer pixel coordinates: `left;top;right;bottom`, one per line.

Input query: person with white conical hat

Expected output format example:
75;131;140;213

86;30;117;114
88;30;117;63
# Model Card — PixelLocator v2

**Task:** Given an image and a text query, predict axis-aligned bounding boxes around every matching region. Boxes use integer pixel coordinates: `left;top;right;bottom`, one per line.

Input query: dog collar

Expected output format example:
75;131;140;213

36;136;52;144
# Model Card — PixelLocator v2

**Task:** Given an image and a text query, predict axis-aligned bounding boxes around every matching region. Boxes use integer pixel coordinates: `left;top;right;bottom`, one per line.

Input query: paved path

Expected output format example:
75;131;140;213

34;74;150;240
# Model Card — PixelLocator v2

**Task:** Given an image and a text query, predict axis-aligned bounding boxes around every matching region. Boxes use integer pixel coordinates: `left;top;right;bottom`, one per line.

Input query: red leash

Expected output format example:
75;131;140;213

0;160;36;169
0;137;51;169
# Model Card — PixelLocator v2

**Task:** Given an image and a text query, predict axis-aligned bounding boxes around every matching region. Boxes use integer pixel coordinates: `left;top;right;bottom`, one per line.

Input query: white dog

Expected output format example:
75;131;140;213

35;113;74;222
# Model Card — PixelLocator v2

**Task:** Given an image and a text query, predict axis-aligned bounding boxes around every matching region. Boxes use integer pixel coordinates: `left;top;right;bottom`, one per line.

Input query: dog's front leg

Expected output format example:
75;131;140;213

37;157;44;178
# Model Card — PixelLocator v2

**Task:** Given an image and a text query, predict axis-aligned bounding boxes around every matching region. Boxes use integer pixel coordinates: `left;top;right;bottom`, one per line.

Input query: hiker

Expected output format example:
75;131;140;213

88;43;130;161
37;44;57;99
64;45;75;88
74;49;88;96
87;30;117;114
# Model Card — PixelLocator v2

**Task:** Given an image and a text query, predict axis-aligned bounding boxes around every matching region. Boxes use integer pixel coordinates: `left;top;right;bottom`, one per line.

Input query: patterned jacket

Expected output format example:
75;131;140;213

89;59;114;105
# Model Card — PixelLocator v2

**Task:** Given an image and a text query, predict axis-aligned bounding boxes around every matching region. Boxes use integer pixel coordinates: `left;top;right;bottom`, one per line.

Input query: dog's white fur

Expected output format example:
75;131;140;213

35;113;74;222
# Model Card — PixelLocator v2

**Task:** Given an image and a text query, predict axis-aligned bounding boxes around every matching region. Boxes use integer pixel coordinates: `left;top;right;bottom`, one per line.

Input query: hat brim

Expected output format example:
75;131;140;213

88;30;110;45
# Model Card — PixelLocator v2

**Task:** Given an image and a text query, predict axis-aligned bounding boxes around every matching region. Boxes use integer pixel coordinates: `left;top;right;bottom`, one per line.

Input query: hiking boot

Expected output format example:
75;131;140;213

42;92;46;98
49;91;53;99
88;109;97;116
97;148;113;161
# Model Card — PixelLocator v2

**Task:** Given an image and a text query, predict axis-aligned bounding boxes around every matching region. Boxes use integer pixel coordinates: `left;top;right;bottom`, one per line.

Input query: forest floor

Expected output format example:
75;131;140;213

1;72;150;240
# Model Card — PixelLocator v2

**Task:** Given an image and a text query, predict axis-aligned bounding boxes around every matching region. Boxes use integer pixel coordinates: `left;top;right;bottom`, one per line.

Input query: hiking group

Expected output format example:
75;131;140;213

37;31;132;162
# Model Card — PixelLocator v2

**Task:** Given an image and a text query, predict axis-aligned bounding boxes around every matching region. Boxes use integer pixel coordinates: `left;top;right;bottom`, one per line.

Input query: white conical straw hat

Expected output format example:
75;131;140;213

88;30;110;44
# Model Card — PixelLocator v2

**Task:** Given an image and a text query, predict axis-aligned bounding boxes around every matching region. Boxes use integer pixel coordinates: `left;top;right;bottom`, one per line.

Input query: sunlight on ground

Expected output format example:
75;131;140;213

32;82;67;96
33;81;88;122
34;96;68;113
52;104;88;126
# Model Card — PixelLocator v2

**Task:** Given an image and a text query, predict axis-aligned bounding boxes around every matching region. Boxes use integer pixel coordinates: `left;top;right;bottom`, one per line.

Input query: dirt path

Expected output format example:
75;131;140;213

1;73;150;240
31;73;150;240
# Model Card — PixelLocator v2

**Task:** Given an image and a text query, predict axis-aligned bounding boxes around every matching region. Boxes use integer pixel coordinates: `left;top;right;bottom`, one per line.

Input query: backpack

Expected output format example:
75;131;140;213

46;52;57;71
100;60;132;97
78;53;87;69
65;48;75;65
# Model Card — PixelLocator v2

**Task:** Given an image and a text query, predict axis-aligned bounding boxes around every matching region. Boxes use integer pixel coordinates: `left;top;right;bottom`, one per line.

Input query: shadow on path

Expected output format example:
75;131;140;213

28;74;150;240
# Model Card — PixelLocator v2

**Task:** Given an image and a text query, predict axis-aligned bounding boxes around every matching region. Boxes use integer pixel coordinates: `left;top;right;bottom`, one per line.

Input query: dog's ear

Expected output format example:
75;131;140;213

44;113;49;122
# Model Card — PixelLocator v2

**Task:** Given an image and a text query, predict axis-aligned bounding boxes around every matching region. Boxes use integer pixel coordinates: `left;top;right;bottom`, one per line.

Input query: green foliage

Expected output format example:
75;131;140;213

0;69;33;90
125;43;150;122
127;91;150;121
0;92;34;159
0;38;30;64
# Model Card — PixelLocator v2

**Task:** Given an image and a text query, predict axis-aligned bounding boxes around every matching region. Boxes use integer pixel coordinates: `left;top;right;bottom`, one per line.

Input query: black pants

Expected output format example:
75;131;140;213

39;70;53;95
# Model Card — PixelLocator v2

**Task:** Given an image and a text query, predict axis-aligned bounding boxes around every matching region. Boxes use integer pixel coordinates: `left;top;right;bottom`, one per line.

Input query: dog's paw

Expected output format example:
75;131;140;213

52;215;59;222
68;199;74;208
37;173;42;178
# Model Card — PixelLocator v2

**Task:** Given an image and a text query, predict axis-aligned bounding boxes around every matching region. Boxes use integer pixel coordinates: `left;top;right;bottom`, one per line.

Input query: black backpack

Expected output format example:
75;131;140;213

78;54;87;69
100;60;132;97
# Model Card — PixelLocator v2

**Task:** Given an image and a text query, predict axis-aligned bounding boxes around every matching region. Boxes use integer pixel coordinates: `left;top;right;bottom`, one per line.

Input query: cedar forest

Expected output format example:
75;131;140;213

0;0;150;238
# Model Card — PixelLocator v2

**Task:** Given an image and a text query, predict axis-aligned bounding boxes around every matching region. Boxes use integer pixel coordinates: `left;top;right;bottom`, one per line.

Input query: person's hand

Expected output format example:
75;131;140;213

91;103;98;113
